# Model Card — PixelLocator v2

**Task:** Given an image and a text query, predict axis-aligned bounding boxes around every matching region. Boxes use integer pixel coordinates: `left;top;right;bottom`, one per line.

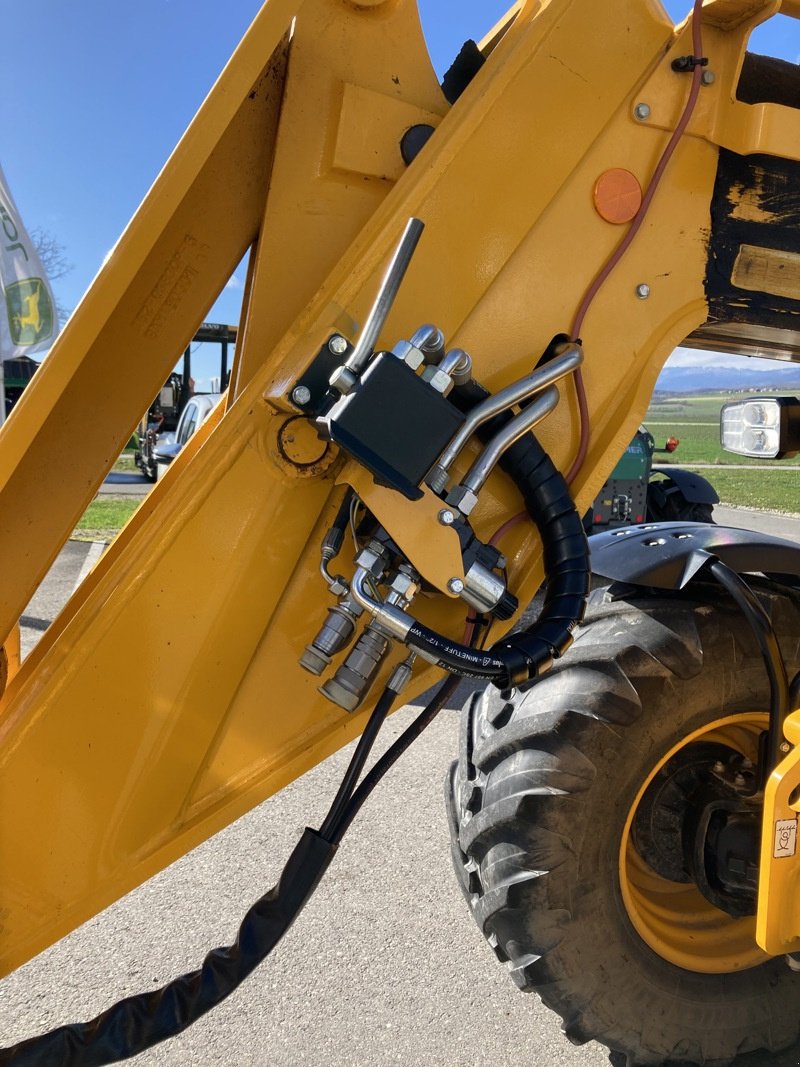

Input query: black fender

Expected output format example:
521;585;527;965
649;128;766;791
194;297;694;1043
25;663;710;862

590;521;800;590
650;466;720;505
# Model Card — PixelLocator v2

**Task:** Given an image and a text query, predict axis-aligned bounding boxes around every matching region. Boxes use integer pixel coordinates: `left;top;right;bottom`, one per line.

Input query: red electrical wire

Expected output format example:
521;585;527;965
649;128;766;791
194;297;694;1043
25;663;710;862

565;0;705;485
488;0;707;548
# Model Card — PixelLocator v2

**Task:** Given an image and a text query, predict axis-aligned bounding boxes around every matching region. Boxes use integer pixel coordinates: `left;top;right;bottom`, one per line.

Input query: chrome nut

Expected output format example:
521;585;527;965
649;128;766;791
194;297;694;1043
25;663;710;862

389;571;419;599
329;365;358;395
392;338;425;370
445;484;479;516
421;366;453;395
356;542;388;577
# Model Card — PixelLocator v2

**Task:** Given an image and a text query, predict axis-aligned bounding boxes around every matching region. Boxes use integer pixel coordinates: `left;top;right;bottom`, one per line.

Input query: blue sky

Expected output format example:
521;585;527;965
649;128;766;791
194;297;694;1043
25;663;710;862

1;1;797;388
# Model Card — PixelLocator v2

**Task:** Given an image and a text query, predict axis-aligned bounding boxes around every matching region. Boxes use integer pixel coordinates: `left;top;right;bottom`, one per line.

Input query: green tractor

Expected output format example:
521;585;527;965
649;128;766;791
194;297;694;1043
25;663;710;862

585;425;718;533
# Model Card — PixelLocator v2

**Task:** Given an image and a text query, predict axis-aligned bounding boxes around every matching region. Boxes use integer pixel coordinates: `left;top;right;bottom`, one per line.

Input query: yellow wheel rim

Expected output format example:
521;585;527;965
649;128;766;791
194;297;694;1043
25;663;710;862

619;713;771;974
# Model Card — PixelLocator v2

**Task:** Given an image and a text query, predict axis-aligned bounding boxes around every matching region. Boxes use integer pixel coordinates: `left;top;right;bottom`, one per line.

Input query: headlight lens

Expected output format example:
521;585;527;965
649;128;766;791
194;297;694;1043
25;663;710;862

720;397;800;459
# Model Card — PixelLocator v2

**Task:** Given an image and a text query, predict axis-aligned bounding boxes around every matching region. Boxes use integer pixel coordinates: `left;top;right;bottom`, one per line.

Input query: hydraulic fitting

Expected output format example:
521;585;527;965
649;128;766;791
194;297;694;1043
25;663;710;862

300;602;361;676
320;622;391;712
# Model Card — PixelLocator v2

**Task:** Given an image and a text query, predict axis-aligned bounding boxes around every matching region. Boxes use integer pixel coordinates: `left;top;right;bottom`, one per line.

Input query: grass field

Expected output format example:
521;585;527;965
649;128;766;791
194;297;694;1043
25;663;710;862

72;497;140;542
646;393;800;513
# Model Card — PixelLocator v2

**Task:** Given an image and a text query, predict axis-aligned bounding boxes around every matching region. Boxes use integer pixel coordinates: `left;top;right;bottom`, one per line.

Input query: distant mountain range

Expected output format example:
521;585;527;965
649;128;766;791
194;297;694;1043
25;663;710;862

655;363;800;395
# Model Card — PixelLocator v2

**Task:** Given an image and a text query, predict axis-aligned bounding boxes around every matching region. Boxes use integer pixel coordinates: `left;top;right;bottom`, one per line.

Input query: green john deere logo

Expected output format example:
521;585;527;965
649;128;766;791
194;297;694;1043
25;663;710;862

5;277;54;346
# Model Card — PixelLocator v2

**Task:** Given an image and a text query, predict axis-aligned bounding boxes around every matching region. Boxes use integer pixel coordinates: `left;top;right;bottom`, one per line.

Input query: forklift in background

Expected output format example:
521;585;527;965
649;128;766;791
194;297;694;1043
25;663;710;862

134;322;236;480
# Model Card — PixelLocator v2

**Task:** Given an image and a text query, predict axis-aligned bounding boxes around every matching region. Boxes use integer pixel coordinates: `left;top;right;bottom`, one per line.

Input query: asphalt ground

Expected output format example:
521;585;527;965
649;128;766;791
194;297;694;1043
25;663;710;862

97;470;152;496
4;509;800;1066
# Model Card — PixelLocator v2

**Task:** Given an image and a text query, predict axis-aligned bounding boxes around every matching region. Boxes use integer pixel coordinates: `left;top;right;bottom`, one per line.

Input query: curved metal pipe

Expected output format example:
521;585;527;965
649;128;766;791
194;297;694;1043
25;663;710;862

350;568;413;642
461;386;559;494
430;345;582;484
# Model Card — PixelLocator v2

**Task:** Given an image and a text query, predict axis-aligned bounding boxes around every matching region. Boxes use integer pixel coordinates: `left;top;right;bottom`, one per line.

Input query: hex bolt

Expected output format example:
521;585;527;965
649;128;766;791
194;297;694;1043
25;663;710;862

734;772;746;787
636;283;651;300
701;70;716;86
447;577;465;595
328;335;348;355
438;509;456;526
634;102;651;121
291;385;312;406
713;760;725;774
781;741;792;754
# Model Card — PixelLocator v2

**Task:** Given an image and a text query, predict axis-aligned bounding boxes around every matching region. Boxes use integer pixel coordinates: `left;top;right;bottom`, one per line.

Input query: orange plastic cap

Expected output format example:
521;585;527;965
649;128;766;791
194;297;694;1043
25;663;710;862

593;168;643;224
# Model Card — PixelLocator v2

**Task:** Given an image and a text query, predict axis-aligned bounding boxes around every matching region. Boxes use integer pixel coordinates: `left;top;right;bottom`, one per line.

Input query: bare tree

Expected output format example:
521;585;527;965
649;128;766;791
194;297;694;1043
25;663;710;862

30;226;72;322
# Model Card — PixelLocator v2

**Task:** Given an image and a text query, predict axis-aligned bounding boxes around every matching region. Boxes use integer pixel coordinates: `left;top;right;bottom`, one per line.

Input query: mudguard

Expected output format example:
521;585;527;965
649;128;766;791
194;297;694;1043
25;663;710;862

590;521;800;589
651;466;720;505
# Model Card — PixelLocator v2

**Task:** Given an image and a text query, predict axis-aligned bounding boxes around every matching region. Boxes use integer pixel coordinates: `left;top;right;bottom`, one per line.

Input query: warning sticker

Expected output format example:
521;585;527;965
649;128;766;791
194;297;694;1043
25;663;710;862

774;819;798;859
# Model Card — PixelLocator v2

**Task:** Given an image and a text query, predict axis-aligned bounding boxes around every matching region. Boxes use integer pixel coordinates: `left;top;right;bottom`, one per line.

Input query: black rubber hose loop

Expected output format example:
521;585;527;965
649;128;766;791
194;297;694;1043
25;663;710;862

410;363;590;688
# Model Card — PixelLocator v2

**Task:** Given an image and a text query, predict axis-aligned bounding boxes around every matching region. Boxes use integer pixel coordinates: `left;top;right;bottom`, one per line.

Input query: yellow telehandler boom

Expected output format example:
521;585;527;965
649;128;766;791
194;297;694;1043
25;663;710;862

4;1;800;1062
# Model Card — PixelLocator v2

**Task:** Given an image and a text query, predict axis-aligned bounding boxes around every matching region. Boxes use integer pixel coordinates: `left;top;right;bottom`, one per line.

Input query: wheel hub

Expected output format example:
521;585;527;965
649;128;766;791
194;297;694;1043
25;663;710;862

619;713;770;974
632;740;762;918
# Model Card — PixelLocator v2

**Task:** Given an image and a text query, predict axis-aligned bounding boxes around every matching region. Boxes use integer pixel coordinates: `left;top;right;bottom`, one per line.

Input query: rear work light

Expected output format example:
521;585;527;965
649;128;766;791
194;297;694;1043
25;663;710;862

720;396;800;459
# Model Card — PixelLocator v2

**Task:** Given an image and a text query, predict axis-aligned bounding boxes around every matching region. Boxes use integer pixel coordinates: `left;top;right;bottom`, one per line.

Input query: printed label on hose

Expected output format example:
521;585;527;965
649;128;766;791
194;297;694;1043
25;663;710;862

441;644;501;669
435;659;492;679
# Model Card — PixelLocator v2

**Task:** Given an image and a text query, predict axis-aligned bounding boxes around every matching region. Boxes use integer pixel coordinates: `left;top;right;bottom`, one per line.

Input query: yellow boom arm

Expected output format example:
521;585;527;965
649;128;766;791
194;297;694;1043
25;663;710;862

2;0;800;978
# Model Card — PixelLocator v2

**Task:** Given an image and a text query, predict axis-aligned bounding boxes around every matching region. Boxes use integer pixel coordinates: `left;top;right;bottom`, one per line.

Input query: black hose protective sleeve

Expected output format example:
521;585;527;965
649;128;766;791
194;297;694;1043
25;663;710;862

423;367;590;688
0;829;337;1066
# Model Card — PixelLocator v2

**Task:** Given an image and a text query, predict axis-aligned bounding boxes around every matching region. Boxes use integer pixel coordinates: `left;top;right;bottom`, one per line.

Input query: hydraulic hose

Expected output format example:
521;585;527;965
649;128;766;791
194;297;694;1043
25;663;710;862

0;828;337;1066
405;360;590;689
0;683;402;1066
707;559;789;784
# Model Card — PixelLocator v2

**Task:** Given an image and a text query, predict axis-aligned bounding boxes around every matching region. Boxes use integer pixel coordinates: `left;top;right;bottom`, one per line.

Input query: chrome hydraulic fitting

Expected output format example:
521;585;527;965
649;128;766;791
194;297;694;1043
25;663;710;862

320;564;419;711
300;601;361;676
320;622;391;712
393;324;445;371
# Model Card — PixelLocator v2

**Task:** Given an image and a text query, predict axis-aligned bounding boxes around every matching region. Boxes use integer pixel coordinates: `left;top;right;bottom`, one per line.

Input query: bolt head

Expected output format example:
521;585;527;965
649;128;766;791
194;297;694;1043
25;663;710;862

781;741;792;754
328;335;348;355
291;385;312;406
701;69;715;86
447;577;465;595
713;760;725;774
634;102;651;121
438;508;456;526
636;283;651;300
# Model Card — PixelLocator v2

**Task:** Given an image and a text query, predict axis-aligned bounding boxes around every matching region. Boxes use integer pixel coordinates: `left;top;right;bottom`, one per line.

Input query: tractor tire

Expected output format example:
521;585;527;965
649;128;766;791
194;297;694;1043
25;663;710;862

446;581;800;1066
676;501;715;524
647;477;715;524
